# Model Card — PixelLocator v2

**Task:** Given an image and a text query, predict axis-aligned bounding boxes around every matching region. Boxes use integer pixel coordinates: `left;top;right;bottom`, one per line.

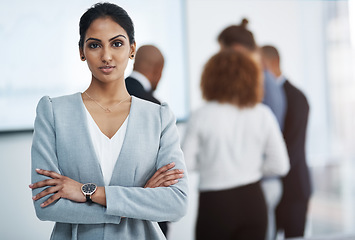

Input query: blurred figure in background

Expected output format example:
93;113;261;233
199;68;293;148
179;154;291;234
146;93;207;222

182;50;289;240
218;19;287;240
261;45;311;238
125;44;164;105
125;44;168;236
218;19;286;129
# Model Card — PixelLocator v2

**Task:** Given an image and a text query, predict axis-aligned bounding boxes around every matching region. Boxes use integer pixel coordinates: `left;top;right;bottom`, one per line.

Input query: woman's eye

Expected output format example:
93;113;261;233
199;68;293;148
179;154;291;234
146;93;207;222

113;42;122;47
89;43;100;49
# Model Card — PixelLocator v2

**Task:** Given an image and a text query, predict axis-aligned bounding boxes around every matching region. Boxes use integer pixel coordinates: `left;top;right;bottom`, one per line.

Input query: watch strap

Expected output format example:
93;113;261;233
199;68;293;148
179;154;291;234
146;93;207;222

86;194;92;203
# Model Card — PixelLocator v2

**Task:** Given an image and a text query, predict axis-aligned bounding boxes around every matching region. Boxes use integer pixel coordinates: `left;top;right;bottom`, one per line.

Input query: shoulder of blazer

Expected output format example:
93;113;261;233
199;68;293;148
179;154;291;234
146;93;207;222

47;92;83;115
132;96;162;113
131;97;173;127
126;77;161;105
284;80;302;96
284;81;309;104
125;77;144;91
283;80;310;120
50;92;81;105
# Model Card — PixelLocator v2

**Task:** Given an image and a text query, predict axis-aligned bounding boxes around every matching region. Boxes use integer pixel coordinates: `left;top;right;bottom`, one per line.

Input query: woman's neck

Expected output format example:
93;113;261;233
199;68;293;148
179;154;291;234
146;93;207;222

85;77;130;101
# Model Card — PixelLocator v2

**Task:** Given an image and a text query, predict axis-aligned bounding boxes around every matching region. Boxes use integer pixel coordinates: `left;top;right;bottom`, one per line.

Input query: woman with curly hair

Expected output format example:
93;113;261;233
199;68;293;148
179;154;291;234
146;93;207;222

182;50;289;240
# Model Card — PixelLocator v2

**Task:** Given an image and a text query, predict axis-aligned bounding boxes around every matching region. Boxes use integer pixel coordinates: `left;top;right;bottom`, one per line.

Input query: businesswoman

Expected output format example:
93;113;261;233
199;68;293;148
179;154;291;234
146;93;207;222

182;50;289;240
29;3;188;239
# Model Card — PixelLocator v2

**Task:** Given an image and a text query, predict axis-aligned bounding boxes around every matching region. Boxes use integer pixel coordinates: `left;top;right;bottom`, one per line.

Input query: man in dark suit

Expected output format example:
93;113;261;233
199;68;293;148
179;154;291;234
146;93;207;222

125;45;164;105
261;45;312;238
125;45;168;236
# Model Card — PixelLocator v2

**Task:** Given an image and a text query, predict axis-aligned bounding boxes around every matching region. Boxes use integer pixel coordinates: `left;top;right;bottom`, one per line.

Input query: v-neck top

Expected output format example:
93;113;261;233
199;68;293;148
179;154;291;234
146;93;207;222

84;107;129;186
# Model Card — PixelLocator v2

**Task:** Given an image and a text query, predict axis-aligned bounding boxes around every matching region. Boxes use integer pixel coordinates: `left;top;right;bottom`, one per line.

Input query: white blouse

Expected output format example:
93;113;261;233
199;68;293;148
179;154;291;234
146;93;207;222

182;102;289;192
85;108;129;186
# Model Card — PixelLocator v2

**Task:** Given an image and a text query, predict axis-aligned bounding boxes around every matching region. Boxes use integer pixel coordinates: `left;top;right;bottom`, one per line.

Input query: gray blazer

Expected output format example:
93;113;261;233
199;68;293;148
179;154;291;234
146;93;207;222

31;93;188;240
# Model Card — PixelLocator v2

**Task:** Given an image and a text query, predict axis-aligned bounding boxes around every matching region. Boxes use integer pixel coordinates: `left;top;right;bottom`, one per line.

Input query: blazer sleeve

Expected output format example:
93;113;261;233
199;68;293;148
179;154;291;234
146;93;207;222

105;103;188;222
31;96;121;224
262;107;290;177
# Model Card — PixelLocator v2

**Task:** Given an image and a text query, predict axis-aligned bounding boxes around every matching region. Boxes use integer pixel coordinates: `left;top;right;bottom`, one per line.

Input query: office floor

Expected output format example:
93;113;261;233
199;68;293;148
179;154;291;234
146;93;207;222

1;132;355;239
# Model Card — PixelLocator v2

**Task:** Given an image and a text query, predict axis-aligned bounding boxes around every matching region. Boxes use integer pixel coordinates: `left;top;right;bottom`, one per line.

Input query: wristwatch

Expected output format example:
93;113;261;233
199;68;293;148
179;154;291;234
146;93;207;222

81;183;97;203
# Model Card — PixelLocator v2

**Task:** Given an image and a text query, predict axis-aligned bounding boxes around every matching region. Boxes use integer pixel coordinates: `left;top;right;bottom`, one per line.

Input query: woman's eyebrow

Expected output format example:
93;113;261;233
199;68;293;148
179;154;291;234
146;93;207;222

86;37;101;43
109;34;127;41
85;34;127;43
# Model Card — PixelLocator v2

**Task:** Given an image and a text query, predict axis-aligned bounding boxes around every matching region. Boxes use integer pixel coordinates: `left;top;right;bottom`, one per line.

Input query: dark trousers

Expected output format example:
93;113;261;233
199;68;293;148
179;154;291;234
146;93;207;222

275;199;309;238
196;181;267;240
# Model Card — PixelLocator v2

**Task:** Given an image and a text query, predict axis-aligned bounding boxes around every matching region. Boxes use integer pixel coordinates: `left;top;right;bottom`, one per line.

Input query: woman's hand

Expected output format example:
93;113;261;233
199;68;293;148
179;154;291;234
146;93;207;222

29;169;86;207
144;162;184;188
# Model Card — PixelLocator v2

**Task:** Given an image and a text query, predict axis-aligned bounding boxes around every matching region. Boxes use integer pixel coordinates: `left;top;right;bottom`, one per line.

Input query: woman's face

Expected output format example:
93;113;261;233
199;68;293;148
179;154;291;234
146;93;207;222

80;17;136;84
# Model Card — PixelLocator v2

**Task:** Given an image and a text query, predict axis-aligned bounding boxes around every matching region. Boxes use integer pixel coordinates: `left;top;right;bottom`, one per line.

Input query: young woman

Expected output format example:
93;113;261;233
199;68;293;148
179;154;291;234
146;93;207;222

218;19;289;240
182;50;289;240
29;3;188;239
217;18;286;129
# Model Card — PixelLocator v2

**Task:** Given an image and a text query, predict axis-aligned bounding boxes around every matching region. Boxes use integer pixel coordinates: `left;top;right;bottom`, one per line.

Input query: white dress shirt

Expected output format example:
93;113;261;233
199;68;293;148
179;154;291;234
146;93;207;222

85;107;129;186
182;102;289;192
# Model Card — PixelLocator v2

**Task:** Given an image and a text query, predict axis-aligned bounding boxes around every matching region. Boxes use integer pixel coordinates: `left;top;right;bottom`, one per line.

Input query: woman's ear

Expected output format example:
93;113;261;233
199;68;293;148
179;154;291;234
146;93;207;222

79;49;86;61
130;42;136;59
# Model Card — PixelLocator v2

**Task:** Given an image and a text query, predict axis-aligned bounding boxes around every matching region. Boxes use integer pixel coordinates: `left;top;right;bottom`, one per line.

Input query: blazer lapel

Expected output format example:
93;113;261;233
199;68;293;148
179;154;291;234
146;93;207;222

75;92;105;186
109;96;138;187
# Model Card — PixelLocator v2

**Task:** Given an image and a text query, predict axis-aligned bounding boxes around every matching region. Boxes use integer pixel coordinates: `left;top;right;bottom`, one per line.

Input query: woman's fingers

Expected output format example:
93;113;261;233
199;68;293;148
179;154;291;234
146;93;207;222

160;179;179;187
145;168;184;188
32;185;61;201
152;164;183;183
155;172;184;187
35;169;62;179
40;193;61;208
144;163;175;188
29;169;65;190
150;162;175;180
30;178;59;190
30;169;85;207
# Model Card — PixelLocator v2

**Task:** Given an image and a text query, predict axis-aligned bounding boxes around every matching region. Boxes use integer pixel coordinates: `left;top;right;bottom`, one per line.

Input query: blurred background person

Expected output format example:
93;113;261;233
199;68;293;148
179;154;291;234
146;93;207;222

217;19;287;240
125;44;168;236
182;50;289;240
261;45;312;239
217;19;286;129
125;44;164;105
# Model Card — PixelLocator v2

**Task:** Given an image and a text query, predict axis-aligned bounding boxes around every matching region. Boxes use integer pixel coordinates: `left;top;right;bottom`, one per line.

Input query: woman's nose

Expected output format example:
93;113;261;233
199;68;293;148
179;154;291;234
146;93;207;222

101;47;112;62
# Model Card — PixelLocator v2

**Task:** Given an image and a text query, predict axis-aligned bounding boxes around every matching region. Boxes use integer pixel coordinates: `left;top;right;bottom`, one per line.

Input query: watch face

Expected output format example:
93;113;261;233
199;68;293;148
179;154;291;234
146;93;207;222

82;183;97;194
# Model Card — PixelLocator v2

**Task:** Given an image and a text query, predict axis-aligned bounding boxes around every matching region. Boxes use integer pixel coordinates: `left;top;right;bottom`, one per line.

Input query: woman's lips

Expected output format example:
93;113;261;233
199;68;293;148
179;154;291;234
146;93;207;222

99;66;115;73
